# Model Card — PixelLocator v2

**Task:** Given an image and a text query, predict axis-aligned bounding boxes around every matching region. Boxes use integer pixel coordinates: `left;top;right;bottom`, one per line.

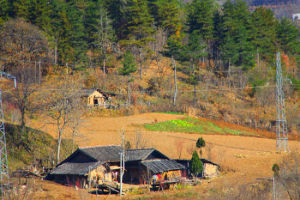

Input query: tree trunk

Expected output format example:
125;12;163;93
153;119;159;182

39;60;41;84
192;64;197;105
127;79;131;105
172;57;177;106
256;48;260;68
139;51;142;79
57;129;62;164
103;58;106;75
54;40;58;65
21;105;25;129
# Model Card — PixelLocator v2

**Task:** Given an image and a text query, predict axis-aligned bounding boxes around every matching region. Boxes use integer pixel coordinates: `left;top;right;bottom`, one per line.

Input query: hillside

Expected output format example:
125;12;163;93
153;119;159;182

20;113;300;199
6;123;74;171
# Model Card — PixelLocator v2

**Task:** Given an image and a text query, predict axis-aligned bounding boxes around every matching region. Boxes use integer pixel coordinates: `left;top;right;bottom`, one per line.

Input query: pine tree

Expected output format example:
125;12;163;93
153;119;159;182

93;3;115;73
64;1;87;64
154;0;181;36
163;34;185;105
276;18;300;56
0;0;11;24
220;0;255;70
104;0;128;40
121;0;155;78
119;50;137;104
251;7;277;63
190;151;203;177
185;32;206;104
187;0;215;43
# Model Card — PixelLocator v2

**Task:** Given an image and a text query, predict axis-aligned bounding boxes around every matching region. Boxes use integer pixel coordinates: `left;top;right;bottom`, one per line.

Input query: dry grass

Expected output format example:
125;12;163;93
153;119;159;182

26;113;300;199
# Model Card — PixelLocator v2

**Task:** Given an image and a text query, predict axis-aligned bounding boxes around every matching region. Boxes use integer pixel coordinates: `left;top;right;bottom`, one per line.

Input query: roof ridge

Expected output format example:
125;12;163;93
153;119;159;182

79;145;121;149
126;148;155;151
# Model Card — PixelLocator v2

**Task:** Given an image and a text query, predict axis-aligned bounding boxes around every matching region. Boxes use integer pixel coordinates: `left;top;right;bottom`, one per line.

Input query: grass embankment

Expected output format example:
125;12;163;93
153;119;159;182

6;124;74;171
144;117;255;136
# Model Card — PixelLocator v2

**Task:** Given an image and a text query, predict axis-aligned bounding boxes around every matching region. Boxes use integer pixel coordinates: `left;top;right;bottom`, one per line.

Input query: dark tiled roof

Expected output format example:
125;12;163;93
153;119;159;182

175;159;219;167
51;161;103;175
80;146;122;162
80;147;168;162
141;160;185;174
125;149;166;161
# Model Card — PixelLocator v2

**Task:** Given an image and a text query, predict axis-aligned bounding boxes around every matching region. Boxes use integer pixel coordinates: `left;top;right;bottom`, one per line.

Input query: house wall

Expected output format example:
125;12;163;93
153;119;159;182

203;163;218;178
88;91;106;105
54;175;87;188
160;170;181;181
88;165;112;185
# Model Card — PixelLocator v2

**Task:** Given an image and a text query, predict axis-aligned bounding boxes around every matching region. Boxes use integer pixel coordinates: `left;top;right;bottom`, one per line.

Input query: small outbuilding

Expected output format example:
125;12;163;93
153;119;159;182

82;89;113;107
176;159;219;178
87;89;110;106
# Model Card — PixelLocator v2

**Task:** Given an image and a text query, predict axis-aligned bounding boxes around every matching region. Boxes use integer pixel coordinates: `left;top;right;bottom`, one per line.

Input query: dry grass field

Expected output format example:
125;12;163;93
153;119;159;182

25;113;300;199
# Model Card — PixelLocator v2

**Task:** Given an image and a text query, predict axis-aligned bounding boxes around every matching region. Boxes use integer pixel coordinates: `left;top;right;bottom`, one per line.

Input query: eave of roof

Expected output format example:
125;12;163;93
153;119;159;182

141;160;185;174
50;161;103;175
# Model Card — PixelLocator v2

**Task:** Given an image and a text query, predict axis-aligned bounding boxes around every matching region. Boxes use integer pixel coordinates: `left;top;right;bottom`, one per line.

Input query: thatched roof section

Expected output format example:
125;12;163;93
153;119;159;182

51;161;103;175
80;145;122;162
126;149;169;161
141;160;185;174
81;88;115;98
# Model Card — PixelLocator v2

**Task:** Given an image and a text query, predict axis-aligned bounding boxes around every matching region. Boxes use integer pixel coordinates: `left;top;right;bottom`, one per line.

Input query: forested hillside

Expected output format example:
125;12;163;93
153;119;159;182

0;0;299;136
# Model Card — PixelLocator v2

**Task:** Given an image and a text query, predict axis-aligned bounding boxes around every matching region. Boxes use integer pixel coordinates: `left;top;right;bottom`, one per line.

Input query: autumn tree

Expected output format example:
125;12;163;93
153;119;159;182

42;75;83;163
0;19;50;129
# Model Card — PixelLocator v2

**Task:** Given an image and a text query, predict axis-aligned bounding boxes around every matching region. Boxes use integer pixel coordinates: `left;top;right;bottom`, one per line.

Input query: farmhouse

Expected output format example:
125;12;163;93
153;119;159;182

48;146;185;188
82;89;111;106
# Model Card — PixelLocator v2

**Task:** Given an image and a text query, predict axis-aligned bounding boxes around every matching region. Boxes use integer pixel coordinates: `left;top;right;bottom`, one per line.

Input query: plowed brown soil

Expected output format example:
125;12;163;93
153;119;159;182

27;113;300;199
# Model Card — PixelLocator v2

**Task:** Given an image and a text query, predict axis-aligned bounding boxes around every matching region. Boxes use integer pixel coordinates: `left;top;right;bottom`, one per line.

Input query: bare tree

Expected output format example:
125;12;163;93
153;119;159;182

0;19;50;129
42;75;82;163
133;130;148;149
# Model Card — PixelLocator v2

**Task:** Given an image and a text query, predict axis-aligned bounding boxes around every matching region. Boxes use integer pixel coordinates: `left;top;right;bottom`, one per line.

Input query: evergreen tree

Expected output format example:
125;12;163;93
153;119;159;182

64;1;87;64
93;3;115;73
196;137;206;156
190;151;203;177
187;0;215;43
185;32;206;104
104;0;128;40
0;0;11;24
121;0;155;78
153;0;181;36
220;0;255;70
251;7;277;63
163;33;185;106
276;18;300;56
119;50;137;104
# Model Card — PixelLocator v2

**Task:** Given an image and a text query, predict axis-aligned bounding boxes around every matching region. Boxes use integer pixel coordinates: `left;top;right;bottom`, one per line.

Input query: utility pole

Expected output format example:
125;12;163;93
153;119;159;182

120;131;125;196
0;72;17;199
272;175;276;200
275;52;289;152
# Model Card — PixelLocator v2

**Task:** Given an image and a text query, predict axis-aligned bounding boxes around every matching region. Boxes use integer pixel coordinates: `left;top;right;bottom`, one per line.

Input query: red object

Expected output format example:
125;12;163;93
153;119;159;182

76;178;80;188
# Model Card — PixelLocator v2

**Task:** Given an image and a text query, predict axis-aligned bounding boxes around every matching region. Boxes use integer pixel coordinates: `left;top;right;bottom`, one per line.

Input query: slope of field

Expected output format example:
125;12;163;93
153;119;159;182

27;113;300;199
144;117;256;136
